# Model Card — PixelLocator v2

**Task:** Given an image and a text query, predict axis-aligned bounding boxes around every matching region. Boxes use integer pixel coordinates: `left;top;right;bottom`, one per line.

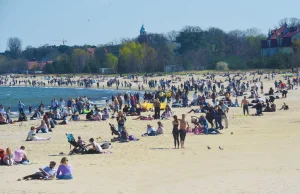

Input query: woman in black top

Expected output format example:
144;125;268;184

172;115;180;149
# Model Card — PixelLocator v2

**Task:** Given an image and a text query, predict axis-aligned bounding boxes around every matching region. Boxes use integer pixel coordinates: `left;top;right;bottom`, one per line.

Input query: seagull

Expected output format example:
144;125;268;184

219;146;224;150
207;146;211;150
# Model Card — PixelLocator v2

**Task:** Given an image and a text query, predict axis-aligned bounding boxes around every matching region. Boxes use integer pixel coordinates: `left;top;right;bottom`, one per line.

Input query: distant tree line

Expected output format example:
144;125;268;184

1;17;300;74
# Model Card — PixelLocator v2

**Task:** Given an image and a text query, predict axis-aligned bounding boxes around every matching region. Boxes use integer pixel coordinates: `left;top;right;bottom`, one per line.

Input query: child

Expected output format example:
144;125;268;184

77;136;85;146
29;105;32;115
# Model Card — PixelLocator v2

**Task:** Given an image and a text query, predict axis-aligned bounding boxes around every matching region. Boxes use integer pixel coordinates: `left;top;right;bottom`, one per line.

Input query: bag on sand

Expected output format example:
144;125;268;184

101;142;111;149
129;135;136;141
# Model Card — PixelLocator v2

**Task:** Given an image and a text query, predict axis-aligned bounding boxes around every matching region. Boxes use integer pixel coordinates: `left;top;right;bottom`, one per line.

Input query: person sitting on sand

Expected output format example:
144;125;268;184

156;121;165;135
268;87;274;95
3;148;14;166
21;161;57;180
58;112;69;125
17;113;27;122
280;103;289;110
56;157;73;180
120;126;129;142
26;127;51;141
86;138;103;154
0;113;8;125
143;124;157;136
93;110;102;121
102;108;110;119
77;136;85;147
86;110;94;120
0;148;6;164
122;105;130;114
71;112;80;121
14;146;29;164
30;109;41;120
255;101;263;115
36;120;49;133
231;98;239;107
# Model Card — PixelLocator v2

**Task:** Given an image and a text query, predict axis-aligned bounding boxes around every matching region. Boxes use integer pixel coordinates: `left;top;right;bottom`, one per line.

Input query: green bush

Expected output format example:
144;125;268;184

216;62;229;71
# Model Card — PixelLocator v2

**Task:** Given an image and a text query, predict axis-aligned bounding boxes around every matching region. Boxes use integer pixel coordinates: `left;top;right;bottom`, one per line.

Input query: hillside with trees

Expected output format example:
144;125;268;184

1;17;300;74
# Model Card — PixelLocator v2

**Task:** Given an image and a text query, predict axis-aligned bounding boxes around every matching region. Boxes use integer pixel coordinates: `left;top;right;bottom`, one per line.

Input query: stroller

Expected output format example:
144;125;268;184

109;123;120;142
66;134;88;155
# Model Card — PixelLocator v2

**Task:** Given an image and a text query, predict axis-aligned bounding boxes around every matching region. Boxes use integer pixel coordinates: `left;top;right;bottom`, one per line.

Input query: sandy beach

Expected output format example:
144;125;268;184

1;73;300;194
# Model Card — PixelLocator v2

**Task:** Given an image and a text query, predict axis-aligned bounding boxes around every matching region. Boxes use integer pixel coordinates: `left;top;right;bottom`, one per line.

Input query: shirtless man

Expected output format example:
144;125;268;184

241;96;249;115
178;114;189;149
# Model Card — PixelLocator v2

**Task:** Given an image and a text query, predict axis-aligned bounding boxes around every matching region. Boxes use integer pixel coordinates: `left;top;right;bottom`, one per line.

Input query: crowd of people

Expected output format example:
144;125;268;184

0;70;296;181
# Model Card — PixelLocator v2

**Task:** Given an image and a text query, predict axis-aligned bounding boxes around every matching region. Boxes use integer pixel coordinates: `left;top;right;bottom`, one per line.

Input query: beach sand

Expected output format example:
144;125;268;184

1;74;300;194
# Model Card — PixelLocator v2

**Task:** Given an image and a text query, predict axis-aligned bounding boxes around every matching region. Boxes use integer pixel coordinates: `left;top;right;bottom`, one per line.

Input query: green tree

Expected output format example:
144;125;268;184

104;53;118;71
216;62;229;71
72;48;89;73
119;42;144;73
43;62;55;74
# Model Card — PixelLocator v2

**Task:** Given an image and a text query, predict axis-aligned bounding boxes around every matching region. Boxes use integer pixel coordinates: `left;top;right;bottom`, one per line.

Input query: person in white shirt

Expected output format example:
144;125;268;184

59;98;65;112
193;92;198;105
86;138;103;154
93;111;102;121
3;148;14;166
0;105;5;114
26;127;51;141
146;124;157;136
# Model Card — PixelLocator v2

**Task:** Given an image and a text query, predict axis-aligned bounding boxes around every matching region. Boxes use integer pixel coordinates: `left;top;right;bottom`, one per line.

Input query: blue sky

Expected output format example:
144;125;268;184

0;0;299;52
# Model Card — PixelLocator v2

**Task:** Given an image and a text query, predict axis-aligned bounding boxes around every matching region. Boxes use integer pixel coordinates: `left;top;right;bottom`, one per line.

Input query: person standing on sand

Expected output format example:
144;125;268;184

18;101;25;114
241;96;249;115
172;115;180;149
153;99;161;119
178;114;189;149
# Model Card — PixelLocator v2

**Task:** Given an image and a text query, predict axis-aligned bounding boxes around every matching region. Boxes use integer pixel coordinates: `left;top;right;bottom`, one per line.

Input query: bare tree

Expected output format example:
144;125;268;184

289;17;300;27
166;30;178;42
245;28;262;37
7;37;22;59
277;17;300;28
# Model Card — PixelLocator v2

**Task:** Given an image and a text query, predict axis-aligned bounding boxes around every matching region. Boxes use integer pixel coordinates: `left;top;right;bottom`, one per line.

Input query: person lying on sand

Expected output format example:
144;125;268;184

133;115;153;120
21;161;57;180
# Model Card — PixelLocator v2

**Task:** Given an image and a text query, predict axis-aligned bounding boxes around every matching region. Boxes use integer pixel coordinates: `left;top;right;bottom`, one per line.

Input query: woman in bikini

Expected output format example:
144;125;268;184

172;115;180;149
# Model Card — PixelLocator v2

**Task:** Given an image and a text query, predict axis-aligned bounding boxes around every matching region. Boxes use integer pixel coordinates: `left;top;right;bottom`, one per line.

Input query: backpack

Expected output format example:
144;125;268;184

129;135;136;141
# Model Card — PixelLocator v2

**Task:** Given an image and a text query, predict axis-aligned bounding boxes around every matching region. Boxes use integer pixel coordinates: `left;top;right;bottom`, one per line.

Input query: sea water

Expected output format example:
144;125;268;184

0;86;139;115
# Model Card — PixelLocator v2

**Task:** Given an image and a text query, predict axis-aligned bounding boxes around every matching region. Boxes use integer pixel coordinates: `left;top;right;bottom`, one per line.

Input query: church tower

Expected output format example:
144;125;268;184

140;24;147;36
138;24;148;43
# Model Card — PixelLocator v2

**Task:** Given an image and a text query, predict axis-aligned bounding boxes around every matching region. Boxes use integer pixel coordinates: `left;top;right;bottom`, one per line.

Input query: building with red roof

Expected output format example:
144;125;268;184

261;23;300;56
27;60;53;70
